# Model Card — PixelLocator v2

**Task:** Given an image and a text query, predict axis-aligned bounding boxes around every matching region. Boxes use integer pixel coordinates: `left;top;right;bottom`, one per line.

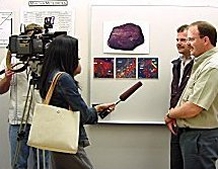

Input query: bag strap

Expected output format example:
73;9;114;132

43;72;63;105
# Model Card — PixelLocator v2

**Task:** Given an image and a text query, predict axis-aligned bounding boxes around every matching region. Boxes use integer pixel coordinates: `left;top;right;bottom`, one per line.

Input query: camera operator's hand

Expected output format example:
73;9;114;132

94;103;116;114
0;68;14;94
5;68;14;81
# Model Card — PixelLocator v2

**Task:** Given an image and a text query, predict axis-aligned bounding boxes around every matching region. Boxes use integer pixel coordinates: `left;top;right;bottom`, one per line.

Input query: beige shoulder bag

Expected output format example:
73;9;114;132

27;72;80;154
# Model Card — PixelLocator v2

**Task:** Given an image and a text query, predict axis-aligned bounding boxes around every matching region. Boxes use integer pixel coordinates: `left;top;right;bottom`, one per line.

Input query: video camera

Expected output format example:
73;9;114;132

5;16;67;79
8;16;67;63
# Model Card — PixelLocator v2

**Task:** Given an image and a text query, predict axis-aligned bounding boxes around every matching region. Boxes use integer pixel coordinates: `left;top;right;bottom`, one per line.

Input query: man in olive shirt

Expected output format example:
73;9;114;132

164;21;218;169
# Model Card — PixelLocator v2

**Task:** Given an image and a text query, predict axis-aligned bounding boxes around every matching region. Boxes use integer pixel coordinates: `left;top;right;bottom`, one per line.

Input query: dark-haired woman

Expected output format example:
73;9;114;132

39;35;115;169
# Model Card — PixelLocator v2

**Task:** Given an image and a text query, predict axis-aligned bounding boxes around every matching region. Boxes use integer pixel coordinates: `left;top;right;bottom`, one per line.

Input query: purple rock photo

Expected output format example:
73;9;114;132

107;23;144;51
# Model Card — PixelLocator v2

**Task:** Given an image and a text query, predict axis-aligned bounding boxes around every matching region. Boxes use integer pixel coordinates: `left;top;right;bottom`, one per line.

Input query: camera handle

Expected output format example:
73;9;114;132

12;72;41;169
5;50;28;73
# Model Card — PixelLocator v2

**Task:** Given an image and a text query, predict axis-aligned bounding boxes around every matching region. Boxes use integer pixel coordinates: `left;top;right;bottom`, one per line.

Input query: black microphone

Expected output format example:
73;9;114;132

99;81;143;119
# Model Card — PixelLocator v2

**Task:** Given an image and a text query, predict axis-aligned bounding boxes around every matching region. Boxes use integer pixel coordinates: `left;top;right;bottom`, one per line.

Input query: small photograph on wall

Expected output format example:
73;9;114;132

103;21;149;54
93;57;114;78
116;57;136;79
138;57;158;79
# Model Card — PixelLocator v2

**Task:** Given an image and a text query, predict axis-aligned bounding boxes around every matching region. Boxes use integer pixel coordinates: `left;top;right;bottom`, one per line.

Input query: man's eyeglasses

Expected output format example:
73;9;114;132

188;35;205;42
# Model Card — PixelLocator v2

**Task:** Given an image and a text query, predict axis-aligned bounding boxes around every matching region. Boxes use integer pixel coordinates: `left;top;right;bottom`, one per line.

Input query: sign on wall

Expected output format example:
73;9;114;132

20;7;74;36
0;11;13;48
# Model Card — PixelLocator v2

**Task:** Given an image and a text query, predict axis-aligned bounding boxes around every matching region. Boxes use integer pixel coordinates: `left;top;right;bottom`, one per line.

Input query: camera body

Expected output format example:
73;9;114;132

8;31;66;61
8;16;67;62
9;34;43;57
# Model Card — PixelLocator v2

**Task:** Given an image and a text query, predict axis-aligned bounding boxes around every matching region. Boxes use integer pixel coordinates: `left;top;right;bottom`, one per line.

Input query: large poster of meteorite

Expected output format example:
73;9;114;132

116;58;136;79
103;21;149;54
93;57;114;78
90;5;218;124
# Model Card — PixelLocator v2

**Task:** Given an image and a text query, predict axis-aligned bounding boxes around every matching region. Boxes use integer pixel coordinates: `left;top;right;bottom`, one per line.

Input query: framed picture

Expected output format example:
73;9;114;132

103;21;150;54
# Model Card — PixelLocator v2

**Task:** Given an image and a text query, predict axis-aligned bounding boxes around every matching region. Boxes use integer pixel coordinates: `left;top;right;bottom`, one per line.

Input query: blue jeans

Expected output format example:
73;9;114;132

9;124;50;169
180;128;218;169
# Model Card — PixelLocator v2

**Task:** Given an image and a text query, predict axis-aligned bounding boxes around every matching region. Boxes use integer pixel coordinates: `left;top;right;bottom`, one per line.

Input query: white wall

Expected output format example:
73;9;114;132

85;124;169;169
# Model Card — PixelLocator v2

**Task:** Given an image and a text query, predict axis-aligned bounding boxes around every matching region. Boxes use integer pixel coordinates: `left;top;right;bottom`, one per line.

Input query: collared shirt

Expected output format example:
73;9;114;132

0;56;41;125
177;47;218;129
179;56;193;86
